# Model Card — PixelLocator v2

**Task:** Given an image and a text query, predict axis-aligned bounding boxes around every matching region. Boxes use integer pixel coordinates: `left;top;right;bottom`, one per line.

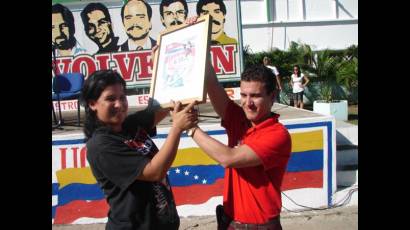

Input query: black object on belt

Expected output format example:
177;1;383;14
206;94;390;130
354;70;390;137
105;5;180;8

229;216;282;230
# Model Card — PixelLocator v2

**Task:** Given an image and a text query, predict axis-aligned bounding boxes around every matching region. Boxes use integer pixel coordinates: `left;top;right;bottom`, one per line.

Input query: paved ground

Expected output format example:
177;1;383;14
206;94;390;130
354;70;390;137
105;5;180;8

52;205;357;230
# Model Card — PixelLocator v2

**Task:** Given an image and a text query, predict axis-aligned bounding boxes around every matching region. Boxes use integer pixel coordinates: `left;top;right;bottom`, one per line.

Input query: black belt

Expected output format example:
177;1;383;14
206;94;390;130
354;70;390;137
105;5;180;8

229;216;281;230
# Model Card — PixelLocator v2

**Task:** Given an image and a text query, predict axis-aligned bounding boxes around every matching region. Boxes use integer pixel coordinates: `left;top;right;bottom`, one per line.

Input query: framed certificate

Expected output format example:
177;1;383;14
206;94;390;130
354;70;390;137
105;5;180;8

149;15;211;108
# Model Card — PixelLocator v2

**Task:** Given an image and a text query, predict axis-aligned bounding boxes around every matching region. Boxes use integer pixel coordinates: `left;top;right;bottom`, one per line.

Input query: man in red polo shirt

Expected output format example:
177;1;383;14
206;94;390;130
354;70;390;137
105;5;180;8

186;61;292;229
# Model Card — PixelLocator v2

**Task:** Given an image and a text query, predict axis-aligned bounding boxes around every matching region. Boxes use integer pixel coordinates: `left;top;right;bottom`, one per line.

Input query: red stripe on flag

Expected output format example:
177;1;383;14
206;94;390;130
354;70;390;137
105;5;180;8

60;147;67;169
80;147;87;168
54;199;109;224
72;147;78;168
281;170;323;191
173;178;224;206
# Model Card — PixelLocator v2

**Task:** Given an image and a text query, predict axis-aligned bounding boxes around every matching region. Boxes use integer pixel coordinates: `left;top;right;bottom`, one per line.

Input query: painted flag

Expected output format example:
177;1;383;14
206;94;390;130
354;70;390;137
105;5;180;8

53;167;108;224
51;129;325;223
168;129;324;206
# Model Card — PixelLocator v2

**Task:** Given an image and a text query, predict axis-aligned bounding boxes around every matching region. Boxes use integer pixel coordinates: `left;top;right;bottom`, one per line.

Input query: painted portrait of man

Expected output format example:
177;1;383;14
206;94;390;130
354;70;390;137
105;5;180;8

196;0;237;45
159;0;188;30
80;2;120;54
52;4;86;57
120;0;156;51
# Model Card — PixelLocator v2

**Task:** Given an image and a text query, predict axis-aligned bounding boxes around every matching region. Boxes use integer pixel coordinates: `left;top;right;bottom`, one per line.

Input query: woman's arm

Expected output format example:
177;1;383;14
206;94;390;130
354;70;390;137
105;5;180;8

137;101;198;181
303;75;310;87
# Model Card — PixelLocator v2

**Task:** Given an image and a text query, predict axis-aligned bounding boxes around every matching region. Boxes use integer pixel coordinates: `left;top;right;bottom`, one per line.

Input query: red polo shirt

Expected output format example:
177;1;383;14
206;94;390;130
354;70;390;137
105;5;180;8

221;100;291;224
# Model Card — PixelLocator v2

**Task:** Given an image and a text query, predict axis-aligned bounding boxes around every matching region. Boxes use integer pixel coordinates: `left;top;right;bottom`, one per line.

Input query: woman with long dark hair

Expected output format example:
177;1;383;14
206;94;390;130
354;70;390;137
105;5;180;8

80;69;197;229
290;65;309;109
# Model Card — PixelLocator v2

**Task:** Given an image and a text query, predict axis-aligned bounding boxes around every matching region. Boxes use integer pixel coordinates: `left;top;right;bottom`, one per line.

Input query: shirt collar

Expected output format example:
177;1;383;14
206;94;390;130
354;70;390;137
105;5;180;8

246;113;280;135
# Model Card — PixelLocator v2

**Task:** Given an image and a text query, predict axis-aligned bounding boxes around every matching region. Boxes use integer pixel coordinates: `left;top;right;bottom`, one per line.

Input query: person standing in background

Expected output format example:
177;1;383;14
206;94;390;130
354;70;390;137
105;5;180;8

263;56;282;103
290;65;310;109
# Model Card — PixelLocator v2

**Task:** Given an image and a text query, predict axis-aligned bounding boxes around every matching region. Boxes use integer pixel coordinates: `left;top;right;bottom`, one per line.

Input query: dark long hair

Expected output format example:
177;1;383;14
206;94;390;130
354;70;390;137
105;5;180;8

80;70;126;140
293;65;301;77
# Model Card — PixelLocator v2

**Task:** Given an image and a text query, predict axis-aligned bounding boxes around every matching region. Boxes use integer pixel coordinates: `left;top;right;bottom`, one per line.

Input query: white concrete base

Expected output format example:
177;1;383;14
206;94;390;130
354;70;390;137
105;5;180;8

313;100;348;121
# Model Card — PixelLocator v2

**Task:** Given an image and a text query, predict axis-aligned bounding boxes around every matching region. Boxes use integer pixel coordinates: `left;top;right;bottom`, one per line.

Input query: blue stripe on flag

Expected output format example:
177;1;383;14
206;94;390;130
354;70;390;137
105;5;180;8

287;150;323;172
52;183;59;195
52;206;56;219
58;183;105;206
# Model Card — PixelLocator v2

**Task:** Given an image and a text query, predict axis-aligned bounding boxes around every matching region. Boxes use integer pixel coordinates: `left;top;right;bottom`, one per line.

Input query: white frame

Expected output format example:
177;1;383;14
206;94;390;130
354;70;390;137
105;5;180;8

149;15;211;108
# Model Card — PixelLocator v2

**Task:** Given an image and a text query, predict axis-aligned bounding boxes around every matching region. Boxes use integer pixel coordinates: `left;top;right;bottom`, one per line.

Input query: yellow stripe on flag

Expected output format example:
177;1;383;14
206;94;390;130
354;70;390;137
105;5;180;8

172;148;219;167
56;167;97;189
290;130;324;152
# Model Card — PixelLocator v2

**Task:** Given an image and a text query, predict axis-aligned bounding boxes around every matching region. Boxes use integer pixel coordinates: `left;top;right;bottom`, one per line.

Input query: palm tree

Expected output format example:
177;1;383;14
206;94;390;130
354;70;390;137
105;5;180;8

337;56;358;103
306;49;343;102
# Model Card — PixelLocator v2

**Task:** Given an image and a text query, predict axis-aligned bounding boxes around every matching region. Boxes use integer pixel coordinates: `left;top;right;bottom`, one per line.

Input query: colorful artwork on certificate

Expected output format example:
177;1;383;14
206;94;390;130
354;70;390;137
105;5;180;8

161;39;195;89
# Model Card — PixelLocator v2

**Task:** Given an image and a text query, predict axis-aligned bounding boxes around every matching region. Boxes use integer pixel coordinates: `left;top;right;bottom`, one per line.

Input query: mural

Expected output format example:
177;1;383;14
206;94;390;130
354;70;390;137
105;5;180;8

52;119;336;224
52;4;87;57
51;0;241;88
196;0;237;45
80;3;120;53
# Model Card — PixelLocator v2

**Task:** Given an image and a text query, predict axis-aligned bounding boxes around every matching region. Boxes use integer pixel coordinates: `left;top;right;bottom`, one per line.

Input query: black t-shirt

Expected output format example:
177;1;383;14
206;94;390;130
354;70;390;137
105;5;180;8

86;109;179;230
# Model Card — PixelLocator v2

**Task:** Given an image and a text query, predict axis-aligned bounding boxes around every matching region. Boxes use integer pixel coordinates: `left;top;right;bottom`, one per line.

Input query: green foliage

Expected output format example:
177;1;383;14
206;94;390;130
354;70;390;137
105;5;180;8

243;42;358;103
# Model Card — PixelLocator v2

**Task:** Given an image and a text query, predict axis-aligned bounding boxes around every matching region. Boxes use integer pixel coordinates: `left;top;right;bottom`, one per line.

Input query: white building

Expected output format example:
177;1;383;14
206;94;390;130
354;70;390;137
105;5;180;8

240;0;358;52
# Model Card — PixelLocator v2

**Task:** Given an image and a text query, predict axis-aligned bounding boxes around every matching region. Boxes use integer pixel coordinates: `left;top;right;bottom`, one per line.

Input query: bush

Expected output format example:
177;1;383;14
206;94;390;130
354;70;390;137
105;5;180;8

243;42;358;104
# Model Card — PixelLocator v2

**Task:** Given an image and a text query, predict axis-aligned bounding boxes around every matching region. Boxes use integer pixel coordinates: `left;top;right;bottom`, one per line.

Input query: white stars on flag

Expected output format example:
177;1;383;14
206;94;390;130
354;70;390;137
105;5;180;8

167;167;217;185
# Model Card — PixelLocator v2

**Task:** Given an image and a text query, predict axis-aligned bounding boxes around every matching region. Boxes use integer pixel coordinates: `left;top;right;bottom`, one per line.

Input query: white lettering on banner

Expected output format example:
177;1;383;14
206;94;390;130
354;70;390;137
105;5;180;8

53;95;151;112
52;88;240;112
53;100;78;112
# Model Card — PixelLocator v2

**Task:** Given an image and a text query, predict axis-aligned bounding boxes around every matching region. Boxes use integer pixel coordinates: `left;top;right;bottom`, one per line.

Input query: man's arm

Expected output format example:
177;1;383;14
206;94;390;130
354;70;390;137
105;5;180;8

190;126;262;168
276;75;282;90
205;58;231;120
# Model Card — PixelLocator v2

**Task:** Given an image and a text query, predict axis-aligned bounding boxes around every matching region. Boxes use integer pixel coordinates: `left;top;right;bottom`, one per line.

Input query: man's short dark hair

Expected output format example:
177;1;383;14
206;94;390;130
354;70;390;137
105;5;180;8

52;4;75;35
241;65;276;95
121;0;153;23
160;0;188;18
196;0;226;16
80;2;112;32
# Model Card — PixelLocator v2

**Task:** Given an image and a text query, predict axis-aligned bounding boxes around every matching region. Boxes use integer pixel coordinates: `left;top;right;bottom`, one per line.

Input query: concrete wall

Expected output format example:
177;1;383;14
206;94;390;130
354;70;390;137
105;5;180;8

52;115;336;224
240;0;358;52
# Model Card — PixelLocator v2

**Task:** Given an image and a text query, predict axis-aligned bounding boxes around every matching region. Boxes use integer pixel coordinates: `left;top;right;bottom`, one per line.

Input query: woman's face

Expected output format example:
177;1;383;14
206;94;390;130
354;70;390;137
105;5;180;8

293;67;299;74
89;83;128;132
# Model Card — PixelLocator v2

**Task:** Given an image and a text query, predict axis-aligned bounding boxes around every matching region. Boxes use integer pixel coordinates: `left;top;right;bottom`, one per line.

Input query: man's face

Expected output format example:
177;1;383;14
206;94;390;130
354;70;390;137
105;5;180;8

240;81;274;125
161;2;186;28
199;2;225;35
123;1;152;41
52;13;71;49
86;10;113;47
